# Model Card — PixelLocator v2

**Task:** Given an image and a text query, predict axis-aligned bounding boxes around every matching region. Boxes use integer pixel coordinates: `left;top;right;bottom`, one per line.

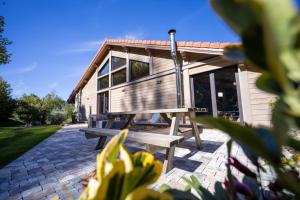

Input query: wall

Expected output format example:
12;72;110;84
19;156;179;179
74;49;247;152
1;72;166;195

78;71;98;121
110;73;177;112
247;71;275;126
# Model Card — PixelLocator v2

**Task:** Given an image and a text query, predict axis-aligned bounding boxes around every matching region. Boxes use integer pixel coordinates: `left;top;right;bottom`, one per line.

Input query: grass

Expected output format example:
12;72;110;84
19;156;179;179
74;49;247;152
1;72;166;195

0;118;24;127
0;126;62;168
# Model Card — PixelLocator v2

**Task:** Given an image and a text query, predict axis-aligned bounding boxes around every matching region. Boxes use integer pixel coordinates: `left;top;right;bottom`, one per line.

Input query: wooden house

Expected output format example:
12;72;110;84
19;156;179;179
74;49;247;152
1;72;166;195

68;39;275;126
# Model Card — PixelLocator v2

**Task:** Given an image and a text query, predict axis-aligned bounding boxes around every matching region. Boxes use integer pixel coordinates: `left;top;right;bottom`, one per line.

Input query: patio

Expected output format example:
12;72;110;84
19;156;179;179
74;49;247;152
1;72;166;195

0;124;272;200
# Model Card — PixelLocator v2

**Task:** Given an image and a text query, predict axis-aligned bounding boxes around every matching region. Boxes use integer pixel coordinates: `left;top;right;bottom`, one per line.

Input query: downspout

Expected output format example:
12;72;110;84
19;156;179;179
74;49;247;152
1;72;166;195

168;29;183;108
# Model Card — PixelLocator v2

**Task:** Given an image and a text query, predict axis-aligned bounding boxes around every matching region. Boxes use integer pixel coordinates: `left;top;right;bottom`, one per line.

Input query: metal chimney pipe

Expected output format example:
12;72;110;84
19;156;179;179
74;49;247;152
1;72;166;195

168;29;183;108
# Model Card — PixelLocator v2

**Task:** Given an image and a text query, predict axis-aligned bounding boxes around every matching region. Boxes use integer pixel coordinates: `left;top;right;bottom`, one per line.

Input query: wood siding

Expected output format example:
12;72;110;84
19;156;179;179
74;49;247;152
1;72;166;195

79;72;98;120
247;71;275;126
110;73;177;112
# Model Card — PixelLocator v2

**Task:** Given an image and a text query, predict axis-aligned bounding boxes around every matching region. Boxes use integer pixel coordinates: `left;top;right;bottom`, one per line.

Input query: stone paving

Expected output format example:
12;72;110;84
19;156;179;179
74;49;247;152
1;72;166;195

0;124;274;200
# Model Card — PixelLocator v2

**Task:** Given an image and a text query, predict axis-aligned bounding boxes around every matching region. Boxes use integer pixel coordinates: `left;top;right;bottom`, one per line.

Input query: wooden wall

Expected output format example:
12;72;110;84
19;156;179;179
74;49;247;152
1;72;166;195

246;71;275;126
79;71;98;120
110;74;177;112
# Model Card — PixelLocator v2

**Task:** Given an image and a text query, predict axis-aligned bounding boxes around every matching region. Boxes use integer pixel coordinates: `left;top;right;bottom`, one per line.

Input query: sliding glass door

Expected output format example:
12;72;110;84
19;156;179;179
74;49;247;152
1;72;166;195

98;92;109;114
192;66;240;121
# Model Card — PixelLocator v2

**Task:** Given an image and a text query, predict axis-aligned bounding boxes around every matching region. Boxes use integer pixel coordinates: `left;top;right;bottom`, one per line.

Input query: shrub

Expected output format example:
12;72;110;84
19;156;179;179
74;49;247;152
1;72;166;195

79;129;171;200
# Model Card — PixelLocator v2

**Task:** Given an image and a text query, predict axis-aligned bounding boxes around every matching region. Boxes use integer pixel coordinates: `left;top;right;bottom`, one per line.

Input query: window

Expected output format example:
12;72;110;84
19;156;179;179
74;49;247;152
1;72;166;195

98;60;109;76
112;69;126;86
98;92;109;113
97;76;109;90
130;60;149;81
112;56;126;70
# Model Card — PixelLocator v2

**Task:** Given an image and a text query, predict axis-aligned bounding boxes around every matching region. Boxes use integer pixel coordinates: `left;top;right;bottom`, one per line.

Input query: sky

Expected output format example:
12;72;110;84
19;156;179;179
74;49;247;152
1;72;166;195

1;0;295;100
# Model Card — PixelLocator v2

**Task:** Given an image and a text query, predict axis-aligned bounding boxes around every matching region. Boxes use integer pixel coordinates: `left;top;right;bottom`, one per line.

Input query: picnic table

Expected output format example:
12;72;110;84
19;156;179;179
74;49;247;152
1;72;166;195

80;108;202;173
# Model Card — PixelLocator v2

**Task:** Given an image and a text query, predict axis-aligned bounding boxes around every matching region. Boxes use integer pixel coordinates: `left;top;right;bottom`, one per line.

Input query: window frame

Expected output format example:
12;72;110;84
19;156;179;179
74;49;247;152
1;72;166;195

111;68;127;86
129;59;150;81
97;59;110;77
111;56;127;71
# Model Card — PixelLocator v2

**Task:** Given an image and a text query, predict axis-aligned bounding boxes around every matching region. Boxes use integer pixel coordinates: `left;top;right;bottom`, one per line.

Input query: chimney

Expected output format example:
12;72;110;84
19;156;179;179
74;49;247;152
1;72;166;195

168;29;183;108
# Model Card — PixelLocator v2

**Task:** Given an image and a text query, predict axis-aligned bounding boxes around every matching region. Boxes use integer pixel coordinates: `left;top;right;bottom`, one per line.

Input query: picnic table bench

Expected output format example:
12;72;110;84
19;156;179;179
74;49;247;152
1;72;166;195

80;108;202;173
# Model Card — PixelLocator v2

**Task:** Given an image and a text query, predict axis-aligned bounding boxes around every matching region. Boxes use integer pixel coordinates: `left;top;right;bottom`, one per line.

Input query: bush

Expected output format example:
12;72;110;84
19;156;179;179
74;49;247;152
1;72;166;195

0;77;16;122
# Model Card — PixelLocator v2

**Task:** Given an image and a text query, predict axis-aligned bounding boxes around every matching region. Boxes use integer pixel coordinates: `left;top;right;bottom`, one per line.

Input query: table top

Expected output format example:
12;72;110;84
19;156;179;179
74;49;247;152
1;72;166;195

106;108;195;115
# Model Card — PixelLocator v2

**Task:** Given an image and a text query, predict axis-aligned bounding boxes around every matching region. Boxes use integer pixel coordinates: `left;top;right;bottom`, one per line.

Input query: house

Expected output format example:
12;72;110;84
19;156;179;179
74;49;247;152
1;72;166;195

67;39;275;126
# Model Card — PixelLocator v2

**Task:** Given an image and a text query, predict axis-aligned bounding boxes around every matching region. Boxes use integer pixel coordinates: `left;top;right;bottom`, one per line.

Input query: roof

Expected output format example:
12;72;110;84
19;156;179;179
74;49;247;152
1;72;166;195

68;39;236;103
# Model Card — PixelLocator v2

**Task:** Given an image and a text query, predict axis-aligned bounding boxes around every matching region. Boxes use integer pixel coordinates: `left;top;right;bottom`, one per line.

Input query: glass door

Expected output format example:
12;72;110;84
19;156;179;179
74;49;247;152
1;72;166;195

214;67;239;121
192;72;213;116
98;92;109;114
192;66;240;121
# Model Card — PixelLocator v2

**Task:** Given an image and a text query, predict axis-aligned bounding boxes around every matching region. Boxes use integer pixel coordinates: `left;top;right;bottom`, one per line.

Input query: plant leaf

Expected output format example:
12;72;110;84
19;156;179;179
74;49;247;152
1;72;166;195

194;117;276;164
125;187;172;200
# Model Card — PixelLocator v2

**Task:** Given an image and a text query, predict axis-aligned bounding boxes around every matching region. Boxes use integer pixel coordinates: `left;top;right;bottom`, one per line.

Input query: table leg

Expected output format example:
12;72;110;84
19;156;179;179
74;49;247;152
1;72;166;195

121;114;136;129
94;117;114;150
169;113;181;136
188;110;202;149
95;136;107;150
160;113;172;125
163;145;175;173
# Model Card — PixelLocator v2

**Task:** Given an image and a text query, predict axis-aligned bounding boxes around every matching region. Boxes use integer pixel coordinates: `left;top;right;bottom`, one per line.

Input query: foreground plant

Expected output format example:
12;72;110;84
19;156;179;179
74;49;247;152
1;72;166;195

170;0;300;199
79;129;172;200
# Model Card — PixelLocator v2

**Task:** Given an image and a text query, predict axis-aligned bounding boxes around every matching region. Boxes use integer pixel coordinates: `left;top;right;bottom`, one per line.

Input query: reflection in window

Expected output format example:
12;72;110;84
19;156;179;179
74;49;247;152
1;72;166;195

112;69;126;86
193;73;213;116
98;92;109;113
98;60;109;76
98;75;109;90
130;60;149;81
112;56;126;70
214;67;239;121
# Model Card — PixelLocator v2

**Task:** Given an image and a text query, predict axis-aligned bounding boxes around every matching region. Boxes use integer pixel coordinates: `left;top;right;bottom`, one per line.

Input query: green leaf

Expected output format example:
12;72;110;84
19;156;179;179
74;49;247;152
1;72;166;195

159;184;171;193
287;137;300;152
223;45;246;62
214;182;230;200
182;176;215;200
164;189;199;200
256;73;282;95
210;0;258;35
194;117;277;164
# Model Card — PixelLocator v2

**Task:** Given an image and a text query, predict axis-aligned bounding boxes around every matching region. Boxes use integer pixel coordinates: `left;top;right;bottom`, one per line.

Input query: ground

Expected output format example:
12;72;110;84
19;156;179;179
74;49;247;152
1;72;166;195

0;124;274;200
0;126;62;168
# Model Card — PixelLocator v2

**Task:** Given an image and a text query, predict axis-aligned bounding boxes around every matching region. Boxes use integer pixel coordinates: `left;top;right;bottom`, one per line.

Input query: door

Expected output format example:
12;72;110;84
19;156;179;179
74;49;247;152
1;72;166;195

192;66;240;121
214;67;239;121
192;72;213;116
98;91;109;113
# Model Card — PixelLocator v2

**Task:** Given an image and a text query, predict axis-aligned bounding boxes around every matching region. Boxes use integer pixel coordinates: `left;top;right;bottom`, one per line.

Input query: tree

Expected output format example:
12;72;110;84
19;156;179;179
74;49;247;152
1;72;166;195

0;77;15;122
0;16;12;65
15;94;42;126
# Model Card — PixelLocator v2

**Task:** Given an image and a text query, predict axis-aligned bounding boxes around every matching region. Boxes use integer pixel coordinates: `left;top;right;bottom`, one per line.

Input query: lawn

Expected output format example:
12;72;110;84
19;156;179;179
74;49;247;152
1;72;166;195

0;126;62;168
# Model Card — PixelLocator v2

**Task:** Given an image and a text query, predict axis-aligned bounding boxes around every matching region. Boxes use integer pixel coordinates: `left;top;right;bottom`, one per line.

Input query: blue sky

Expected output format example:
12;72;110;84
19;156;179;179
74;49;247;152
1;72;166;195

0;0;274;100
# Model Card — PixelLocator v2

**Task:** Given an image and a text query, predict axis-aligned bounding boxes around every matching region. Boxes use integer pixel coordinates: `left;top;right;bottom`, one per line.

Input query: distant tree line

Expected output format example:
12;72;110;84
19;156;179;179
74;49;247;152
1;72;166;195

0;76;74;126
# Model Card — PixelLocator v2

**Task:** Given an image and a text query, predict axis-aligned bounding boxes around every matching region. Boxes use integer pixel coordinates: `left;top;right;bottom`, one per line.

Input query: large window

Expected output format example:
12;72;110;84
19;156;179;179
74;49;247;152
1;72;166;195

98;60;109;76
130;60;149;81
98;76;109;90
192;66;240;121
112;56;126;70
112;69;126;86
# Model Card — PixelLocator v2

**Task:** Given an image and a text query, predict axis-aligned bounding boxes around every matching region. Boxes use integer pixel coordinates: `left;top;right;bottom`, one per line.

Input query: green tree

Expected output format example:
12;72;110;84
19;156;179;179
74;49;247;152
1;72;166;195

0;16;12;65
15;94;42;125
0;77;15;122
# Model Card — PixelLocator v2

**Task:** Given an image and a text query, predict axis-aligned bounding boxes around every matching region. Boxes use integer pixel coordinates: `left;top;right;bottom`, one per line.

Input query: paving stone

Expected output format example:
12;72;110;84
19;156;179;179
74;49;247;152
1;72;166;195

21;185;42;198
0;191;9;199
0;124;276;198
8;193;22;200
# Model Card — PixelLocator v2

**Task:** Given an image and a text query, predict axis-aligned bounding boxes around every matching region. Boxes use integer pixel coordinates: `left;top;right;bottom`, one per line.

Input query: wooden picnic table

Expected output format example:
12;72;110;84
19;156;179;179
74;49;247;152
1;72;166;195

81;108;202;172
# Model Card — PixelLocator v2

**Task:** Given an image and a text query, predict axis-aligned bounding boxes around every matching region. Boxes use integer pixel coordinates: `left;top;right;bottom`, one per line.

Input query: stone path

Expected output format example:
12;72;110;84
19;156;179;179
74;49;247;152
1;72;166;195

0;124;273;200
